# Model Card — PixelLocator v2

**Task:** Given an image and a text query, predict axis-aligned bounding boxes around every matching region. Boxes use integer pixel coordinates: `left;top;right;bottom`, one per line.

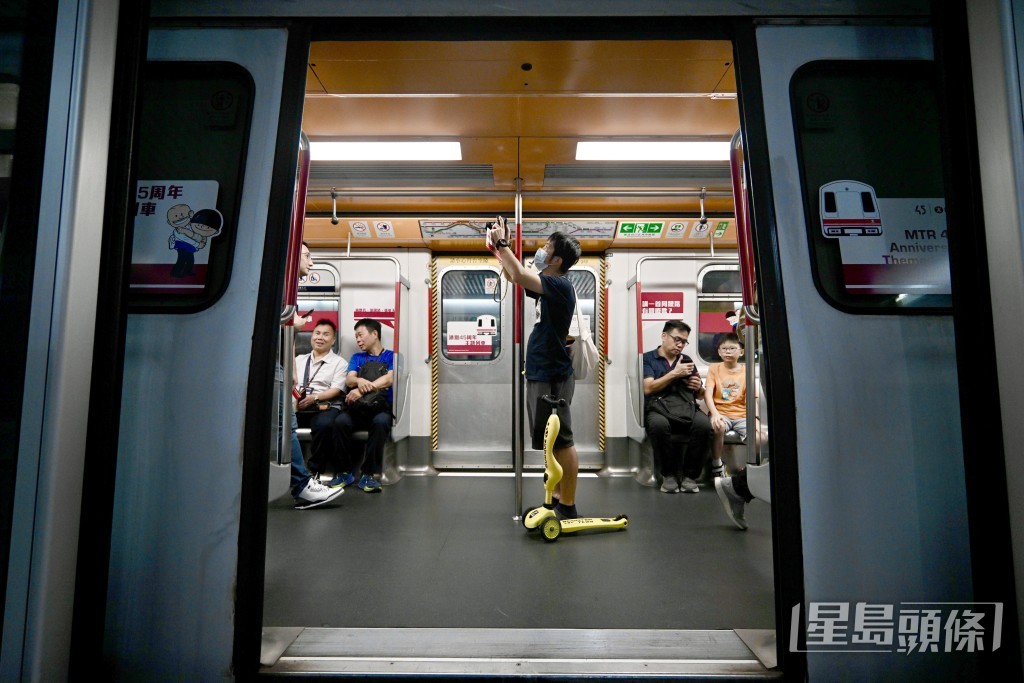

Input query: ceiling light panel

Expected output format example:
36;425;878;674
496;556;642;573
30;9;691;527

310;141;462;161
576;141;731;161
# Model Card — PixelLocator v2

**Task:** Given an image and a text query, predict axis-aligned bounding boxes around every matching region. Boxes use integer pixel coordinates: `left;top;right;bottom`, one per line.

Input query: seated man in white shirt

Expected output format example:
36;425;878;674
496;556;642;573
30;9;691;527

291;318;348;508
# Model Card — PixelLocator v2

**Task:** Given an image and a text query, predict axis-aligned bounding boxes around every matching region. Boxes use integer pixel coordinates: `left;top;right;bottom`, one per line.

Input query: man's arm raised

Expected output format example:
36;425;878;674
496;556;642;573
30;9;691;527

487;223;543;294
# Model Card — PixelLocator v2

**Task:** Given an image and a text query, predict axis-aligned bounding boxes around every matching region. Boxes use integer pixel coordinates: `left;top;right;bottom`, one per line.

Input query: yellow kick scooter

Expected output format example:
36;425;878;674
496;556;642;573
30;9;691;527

522;395;629;542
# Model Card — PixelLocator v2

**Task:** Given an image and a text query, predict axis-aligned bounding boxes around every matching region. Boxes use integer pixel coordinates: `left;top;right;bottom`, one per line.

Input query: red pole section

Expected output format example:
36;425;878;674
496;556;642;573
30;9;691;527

730;129;755;308
635;283;643;355
393;281;402;359
283;133;310;313
427;287;433;356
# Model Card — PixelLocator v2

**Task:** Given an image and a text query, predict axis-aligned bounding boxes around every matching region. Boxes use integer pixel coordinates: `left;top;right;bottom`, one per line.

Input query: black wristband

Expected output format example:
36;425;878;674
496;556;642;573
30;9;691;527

495;238;510;249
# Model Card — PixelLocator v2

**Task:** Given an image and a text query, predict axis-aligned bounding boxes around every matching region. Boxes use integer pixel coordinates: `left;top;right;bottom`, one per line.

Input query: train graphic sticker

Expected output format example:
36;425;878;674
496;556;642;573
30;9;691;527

818;181;951;296
819;180;882;237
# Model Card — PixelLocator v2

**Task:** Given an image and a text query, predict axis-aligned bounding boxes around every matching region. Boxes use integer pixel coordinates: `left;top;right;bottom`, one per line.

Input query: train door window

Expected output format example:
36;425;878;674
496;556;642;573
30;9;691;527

295;263;341;356
127;61;254;311
791;60;952;310
696;265;743;364
440;268;502;362
566;269;597;338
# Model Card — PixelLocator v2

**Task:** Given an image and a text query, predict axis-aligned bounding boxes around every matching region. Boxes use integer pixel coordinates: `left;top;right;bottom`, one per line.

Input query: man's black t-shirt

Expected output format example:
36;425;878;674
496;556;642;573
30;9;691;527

525;274;575;382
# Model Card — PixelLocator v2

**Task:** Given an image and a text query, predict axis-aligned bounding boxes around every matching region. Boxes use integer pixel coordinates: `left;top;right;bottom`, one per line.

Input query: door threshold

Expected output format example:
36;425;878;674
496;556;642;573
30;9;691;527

260;627;780;678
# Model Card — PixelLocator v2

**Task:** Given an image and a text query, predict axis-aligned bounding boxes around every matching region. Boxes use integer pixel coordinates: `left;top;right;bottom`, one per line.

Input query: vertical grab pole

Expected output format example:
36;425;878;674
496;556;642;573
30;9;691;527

513;178;525;520
280;327;295;464
730;129;760;466
280;131;310;468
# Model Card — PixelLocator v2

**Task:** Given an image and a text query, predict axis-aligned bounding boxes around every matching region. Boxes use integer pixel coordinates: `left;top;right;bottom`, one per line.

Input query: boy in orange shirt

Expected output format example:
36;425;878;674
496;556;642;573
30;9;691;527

703;333;751;478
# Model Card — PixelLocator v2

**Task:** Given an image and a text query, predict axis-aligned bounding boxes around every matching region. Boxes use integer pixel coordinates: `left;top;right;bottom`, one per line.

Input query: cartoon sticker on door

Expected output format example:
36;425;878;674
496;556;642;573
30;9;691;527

130;180;223;292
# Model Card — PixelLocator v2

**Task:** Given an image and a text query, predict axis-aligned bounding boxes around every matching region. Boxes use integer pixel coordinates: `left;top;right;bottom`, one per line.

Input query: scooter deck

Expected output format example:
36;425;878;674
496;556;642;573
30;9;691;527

558;515;629;533
524;505;628;534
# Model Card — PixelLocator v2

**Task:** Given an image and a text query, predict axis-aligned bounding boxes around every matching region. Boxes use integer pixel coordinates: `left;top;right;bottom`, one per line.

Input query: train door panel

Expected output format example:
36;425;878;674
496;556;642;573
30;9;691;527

521;262;602;469
754;25;972;680
434;257;512;467
694;266;745;366
106;27;291;680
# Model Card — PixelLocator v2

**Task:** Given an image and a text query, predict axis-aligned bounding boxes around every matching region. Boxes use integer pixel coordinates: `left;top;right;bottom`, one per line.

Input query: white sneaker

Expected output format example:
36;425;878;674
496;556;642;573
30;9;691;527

294;477;344;509
660;475;679;493
714;476;747;530
679;477;699;494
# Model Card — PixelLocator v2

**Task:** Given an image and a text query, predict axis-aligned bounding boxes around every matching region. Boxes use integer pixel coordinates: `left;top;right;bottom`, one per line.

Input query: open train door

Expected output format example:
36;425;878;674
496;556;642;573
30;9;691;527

744;21;1014;681
69;24;309;680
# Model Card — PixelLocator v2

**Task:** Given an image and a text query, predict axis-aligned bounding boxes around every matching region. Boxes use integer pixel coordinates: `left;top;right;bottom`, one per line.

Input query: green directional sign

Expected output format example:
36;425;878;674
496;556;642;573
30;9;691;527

714;221;729;238
618;221;664;238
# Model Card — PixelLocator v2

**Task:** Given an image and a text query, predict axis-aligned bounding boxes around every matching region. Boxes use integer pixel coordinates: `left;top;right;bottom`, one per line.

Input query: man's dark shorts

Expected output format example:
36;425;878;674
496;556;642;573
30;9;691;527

527;376;574;450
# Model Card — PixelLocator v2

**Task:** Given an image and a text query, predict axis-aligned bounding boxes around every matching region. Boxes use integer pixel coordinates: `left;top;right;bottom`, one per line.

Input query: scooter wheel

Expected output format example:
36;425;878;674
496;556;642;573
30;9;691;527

522;510;536;531
541;516;561;542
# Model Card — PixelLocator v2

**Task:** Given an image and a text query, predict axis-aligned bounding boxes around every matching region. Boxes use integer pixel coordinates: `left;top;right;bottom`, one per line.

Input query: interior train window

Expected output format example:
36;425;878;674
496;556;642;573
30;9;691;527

566;269;597;338
696;266;743;363
128;61;254;311
440;269;502;362
294;303;340;357
791;60;952;311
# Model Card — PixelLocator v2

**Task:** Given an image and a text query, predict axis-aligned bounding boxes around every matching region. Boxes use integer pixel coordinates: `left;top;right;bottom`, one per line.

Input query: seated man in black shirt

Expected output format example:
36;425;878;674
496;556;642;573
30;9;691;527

642;320;713;493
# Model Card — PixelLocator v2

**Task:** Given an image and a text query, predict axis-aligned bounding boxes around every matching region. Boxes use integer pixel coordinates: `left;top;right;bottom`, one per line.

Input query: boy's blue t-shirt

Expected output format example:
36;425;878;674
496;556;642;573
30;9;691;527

348;349;395;404
525;274;575;382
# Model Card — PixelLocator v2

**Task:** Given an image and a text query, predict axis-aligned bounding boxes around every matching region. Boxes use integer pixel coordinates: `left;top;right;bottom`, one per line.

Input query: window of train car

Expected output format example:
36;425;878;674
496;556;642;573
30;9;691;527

791;60;952;311
696;265;745;364
441;269;503;362
294;305;341;357
127;61;254;311
566;269;598;339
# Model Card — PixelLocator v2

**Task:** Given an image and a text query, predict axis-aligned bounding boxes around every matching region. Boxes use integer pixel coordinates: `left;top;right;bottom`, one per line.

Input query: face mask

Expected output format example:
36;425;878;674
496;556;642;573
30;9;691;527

533;248;549;271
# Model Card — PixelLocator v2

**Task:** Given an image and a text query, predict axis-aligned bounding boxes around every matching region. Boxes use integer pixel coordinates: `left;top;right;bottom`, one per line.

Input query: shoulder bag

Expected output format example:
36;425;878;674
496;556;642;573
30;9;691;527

645;366;697;430
347;356;391;417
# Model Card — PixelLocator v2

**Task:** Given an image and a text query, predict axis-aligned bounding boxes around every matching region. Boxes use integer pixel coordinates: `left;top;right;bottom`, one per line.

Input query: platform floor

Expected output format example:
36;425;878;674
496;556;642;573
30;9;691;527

264;474;775;631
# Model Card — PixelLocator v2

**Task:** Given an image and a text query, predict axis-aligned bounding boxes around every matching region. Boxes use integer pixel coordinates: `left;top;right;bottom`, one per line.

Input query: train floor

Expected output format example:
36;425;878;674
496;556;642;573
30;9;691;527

263;474;775;631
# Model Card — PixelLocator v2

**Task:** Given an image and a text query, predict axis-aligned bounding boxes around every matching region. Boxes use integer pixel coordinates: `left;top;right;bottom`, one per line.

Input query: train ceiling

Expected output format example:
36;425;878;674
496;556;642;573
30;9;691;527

301;39;741;247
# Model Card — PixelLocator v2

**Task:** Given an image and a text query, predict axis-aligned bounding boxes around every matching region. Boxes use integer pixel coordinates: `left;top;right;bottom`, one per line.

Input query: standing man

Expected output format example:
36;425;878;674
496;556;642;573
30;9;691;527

643;320;712;493
487;221;582;519
330;318;395;493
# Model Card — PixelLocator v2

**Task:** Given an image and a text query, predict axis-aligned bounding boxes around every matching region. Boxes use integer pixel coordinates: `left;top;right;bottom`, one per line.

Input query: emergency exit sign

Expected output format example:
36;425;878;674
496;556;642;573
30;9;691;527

618;221;663;238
